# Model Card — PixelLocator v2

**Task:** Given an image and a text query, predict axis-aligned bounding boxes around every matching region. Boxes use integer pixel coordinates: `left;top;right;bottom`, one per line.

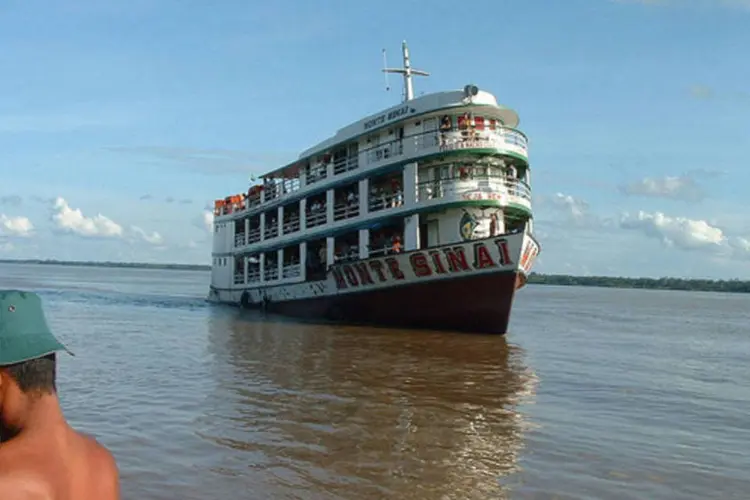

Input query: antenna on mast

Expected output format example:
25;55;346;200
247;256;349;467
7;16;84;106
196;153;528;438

382;48;390;93
382;40;429;102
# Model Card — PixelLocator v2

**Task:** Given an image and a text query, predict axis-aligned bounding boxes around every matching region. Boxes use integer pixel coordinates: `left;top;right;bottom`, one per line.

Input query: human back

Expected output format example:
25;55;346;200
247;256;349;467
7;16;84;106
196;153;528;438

0;423;119;500
0;290;120;499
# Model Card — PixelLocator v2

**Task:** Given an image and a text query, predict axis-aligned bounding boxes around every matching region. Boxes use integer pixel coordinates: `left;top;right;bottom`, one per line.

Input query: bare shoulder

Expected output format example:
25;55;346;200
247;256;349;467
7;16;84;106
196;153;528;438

0;470;52;499
78;433;120;499
81;433;117;465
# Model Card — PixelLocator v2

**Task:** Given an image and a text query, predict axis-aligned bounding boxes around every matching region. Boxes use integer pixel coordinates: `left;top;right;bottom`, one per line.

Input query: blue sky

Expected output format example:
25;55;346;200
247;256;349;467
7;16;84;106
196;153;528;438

0;0;747;278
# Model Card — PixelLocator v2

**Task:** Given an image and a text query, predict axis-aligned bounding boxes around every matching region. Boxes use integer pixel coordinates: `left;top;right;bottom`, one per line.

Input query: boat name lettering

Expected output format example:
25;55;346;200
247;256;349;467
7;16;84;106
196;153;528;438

331;239;514;290
519;239;539;273
363;105;411;130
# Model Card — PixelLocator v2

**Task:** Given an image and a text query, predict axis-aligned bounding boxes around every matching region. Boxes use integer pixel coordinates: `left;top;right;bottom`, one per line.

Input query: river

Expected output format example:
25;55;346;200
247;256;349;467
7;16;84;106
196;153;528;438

2;262;748;499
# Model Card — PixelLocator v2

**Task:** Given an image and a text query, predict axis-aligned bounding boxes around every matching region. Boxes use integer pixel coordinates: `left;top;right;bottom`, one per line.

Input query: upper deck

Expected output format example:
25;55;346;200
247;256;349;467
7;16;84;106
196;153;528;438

214;85;529;220
297;87;520;161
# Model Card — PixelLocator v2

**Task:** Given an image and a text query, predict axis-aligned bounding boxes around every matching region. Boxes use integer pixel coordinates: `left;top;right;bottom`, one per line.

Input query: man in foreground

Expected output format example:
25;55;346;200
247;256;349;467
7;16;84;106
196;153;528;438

0;290;120;499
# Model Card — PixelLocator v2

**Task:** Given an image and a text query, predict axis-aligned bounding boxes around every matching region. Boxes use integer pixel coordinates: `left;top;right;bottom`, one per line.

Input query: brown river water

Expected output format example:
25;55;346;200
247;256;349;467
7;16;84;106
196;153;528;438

2;262;748;499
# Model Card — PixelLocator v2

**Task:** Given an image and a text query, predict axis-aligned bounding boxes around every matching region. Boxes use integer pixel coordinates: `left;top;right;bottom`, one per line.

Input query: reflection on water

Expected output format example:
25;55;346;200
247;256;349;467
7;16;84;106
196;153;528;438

197;310;538;499
8;264;750;498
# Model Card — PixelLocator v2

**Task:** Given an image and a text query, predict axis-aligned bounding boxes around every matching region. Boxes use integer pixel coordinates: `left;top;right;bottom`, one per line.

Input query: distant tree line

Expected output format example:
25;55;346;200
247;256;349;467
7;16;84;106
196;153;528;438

2;259;748;294
0;259;210;272
527;273;750;294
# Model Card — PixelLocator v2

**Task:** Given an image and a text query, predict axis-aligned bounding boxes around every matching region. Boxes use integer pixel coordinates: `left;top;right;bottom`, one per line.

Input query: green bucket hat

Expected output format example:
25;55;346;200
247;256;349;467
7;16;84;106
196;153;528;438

0;290;73;366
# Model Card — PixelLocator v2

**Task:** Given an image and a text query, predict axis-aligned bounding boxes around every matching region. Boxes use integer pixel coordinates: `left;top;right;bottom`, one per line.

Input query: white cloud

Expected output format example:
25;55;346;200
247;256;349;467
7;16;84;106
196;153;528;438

549;193;589;220
193;211;213;233
539;192;608;229
619;174;706;202
619;211;750;260
0;214;34;237
0;242;14;252
51;197;123;238
620;211;724;249
129;225;164;245
729;237;750;258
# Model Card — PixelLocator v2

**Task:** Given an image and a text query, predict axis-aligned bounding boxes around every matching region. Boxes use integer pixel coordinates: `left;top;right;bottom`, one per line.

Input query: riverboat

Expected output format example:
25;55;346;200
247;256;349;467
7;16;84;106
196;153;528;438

208;42;540;334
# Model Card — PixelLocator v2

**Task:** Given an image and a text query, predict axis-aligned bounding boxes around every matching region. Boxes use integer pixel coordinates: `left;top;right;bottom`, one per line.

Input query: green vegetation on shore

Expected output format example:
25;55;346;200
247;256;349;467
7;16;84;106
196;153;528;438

1;259;747;293
526;273;750;293
0;259;210;272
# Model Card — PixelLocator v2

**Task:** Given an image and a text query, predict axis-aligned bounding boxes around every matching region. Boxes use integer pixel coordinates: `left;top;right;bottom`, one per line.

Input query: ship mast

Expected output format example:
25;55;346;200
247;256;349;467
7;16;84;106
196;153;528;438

383;41;429;102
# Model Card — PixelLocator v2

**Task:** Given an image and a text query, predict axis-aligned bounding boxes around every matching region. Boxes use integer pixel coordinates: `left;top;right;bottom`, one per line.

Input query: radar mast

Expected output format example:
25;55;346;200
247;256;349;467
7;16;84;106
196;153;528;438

382;41;429;102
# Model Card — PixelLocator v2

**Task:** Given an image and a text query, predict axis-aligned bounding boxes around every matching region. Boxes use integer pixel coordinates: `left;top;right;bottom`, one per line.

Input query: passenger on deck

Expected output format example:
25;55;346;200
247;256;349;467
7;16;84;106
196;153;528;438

391;235;402;254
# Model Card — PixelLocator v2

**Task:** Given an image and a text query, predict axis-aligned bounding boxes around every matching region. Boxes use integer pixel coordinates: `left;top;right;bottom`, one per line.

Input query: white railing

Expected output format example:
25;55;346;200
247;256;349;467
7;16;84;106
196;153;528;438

248;270;261;282
264;224;278;240
248;229;261;244
361;127;529;168
333;156;359;175
367;246;393;258
334;249;359;262
261;177;302;202
306;210;327;228
233;273;244;285
214;127;529;218
432;130;527;154
234;233;246;247
264;266;279;281
283;217;300;234
282;264;301;279
365;140;405;165
368;191;403;212
416;176;531;206
246;192;262;208
306;164;328;184
333;202;359;221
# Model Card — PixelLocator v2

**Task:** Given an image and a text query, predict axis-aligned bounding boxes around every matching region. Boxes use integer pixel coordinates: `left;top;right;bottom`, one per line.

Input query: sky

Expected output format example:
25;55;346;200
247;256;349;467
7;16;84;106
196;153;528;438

0;0;747;279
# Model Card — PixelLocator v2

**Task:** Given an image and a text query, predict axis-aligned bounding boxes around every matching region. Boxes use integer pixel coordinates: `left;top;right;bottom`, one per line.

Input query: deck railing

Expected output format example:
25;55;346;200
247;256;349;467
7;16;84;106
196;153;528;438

283;217;300;234
305;164;328;185
248;228;261;244
234;233;246;247
264;224;279;240
264;266;279;281
416;175;531;205
333;202;359;221
333;156;359;175
215;126;529;217
368;191;403;213
306;210;327;228
334;249;360;262
282;263;301;279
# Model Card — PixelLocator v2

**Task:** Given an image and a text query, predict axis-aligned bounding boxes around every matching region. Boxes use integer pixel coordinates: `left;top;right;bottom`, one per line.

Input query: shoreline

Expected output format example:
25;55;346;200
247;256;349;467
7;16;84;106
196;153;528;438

1;259;747;294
